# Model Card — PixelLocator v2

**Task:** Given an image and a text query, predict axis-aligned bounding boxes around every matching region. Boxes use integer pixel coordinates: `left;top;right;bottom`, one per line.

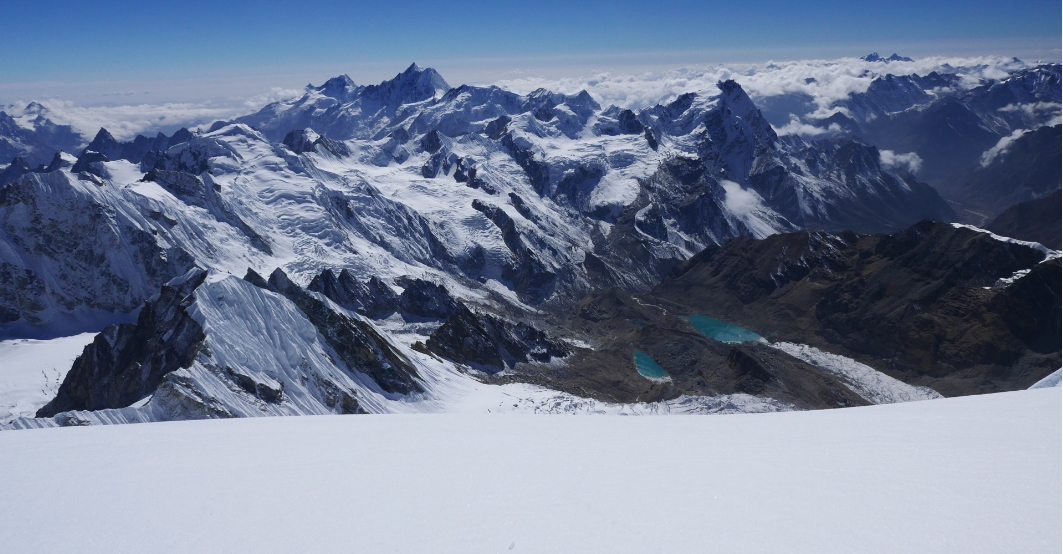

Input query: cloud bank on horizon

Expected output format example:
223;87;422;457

3;87;302;143
495;55;1029;113
1;55;1052;143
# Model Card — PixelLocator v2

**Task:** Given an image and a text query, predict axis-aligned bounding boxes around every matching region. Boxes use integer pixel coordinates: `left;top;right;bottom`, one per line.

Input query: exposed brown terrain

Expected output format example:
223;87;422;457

646;221;1060;396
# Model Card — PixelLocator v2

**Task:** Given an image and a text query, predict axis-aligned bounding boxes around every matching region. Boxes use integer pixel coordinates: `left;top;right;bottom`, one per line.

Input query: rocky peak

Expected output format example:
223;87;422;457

861;52;914;63
85;128;122;159
170;128;194;145
0;156;32;185
564;90;602;116
307;269;399;318
705;80;779;161
281;127;349;157
716;80;774;133
5;156;30;172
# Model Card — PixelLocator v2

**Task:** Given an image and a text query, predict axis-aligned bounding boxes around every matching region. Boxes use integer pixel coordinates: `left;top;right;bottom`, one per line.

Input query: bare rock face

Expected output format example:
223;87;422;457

426;304;569;371
396;277;463;319
37;269;208;416
0;171;196;326
307;268;399;318
282;128;351;157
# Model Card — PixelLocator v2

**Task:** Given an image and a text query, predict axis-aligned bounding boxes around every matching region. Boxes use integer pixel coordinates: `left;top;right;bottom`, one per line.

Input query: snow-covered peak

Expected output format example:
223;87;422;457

715;79;777;142
22;102;46;116
313;74;359;99
362;63;452;105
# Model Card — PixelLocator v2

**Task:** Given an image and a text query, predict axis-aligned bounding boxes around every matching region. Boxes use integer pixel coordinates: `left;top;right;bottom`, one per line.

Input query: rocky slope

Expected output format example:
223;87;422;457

985;190;1062;249
936;124;1061;223
647;220;1061;396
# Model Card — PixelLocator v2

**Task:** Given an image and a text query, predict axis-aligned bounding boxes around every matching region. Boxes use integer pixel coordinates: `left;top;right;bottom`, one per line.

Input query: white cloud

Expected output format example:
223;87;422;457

720;180;763;217
3;55;1040;145
495;55;1032;114
979;129;1027;167
773;115;840;137
3;86;301;143
996;102;1062;127
879;150;923;174
240;87;302;111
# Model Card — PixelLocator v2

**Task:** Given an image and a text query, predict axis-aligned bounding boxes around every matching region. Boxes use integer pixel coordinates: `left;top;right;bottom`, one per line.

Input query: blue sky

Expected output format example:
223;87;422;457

0;0;1059;104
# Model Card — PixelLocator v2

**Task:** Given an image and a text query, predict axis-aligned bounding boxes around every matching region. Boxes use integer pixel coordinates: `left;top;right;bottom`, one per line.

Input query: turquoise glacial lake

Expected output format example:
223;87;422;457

633;350;667;379
688;315;763;343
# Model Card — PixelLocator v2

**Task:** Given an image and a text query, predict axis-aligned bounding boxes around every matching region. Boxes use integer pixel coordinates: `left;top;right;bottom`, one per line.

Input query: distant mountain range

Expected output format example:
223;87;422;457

1;58;1059;428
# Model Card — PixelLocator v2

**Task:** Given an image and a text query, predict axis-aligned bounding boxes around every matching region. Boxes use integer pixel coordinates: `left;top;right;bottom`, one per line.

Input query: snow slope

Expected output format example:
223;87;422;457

0;332;95;423
771;341;944;403
0;387;1058;554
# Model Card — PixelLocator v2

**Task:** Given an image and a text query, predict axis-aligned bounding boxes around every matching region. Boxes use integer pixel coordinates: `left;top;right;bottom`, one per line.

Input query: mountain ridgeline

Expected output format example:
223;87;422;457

0;60;1059;427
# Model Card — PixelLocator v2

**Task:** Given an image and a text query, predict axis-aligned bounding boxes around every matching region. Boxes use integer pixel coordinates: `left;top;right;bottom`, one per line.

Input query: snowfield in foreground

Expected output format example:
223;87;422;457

0;388;1059;554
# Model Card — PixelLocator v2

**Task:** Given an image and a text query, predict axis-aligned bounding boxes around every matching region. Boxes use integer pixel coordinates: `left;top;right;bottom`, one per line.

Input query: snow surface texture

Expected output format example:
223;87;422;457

0;388;1058;554
771;342;944;404
1030;368;1061;389
0;333;95;423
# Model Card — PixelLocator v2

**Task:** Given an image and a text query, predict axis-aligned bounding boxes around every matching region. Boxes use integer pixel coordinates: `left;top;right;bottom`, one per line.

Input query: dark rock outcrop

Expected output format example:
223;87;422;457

617;109;644;134
37;269;209;416
420;129;443;153
307;268;399;318
483;116;511;140
70;150;109;177
396;277;463;319
282;128;351;156
79;127;195;166
0;156;33;185
426;305;569;371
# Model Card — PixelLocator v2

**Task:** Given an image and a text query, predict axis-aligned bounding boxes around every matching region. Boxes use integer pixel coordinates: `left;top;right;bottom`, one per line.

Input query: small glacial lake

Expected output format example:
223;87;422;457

688;315;763;343
633;350;667;379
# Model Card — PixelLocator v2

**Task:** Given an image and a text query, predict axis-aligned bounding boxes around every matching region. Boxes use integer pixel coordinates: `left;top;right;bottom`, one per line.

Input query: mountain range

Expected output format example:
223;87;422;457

0;59;1059;428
